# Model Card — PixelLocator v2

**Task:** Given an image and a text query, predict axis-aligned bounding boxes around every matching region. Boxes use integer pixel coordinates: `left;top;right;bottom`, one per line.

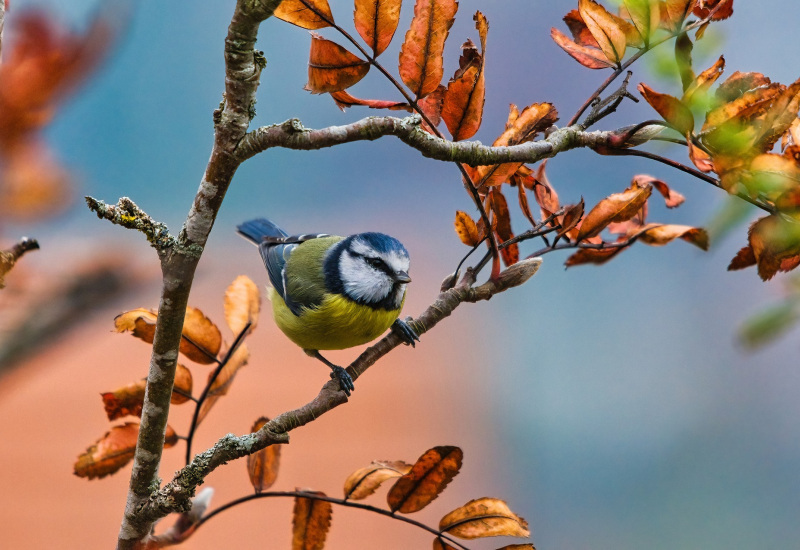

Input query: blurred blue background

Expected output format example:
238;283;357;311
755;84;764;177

8;1;800;548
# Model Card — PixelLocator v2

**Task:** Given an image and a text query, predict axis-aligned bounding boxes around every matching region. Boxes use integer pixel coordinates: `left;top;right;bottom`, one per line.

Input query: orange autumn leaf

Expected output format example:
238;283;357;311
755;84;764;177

172;364;194;405
74;423;177;480
343;460;412;500
101;380;146;421
747;215;800;280
578;0;628;64
329;90;410;111
439;497;530;539
454;211;483;246
274;0;334;30
247;417;282;493
0;140;72;221
442;12;488;141
196;343;250;425
418;84;446;133
387;446;463;513
563;9;599;47
490;190;519;266
638;83;694;135
495;102;558;147
577;181;653;241
632;175;685;208
634;223;709;249
558;199;586;238
744;152;800;199
533;160;560;220
550;27;614;70
683;55;725;105
398;0;458;98
661;0;696;32
305;33;369;94
564;245;624;267
354;0;402;57
224;275;261;337
292;491;333;550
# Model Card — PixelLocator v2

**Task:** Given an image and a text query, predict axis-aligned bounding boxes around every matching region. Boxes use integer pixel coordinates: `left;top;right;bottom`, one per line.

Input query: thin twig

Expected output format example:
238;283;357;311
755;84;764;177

195;491;471;550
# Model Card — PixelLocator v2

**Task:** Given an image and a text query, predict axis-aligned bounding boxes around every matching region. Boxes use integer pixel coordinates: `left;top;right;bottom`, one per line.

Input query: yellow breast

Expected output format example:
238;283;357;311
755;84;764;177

270;288;402;351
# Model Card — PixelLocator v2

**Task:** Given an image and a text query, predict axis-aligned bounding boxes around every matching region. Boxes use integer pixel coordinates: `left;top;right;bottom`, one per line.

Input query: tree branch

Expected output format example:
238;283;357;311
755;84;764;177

85;196;176;254
0;237;39;289
236;116;622;166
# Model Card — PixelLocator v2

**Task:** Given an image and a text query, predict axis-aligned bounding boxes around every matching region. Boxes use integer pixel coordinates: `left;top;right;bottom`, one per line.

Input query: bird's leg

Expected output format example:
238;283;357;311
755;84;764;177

306;350;354;396
391;318;420;347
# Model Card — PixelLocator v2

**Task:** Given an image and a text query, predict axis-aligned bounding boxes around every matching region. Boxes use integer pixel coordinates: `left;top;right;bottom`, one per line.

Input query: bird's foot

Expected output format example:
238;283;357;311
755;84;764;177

329;365;354;396
392;318;420;347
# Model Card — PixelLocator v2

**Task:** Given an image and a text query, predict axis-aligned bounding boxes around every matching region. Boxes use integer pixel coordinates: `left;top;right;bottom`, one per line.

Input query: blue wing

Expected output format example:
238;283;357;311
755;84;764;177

236;218;328;316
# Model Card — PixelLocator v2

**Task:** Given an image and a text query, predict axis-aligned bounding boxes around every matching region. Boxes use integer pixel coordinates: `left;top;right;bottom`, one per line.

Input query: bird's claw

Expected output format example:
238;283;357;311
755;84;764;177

392;318;420;347
330;365;354;396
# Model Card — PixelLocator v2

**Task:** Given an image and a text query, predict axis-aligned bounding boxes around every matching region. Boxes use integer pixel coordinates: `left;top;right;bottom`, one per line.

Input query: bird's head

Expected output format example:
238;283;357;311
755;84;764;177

325;232;411;310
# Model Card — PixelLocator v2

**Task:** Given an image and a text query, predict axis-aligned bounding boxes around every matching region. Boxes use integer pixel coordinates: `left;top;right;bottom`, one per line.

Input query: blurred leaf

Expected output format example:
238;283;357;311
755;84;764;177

74;423;177;480
305;33;369;93
442;12;488;141
274;0;333;29
577;181;652;241
343;460;412;500
354;0;402;57
683;55;725;106
739;301;799;349
171;363;194;405
432;538;458;550
398;0;458;98
661;0;696;32
439;497;530;539
247;417;281;493
387;446;462;513
746;215;800;280
292;491;333;550
728;244;757;271
197;344;250;425
224;275;261;336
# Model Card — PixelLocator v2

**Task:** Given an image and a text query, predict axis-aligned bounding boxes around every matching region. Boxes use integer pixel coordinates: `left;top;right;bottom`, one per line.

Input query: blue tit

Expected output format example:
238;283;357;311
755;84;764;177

237;218;420;395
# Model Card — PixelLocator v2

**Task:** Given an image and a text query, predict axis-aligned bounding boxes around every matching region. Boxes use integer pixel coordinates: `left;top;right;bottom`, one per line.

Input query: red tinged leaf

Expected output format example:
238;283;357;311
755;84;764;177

354;0;402;56
398;0;458;98
101;380;146;421
515;178;537;227
578;0;628;63
565;245;624;267
305;33;369;94
418;84;446;133
274;0;334;29
692;0;733;20
454;211;483;246
74;423;177;480
577;181;652;241
558;199;586;238
490;190;519;266
343;460;412;500
247;417;281;493
563;9;599;47
533;160;560;220
292;491;332;550
439;497;530;539
329;90;409;111
442;12;488;141
550;27;614;70
639;83;694;135
632;175;685;208
747;215;800;280
387;446;463;513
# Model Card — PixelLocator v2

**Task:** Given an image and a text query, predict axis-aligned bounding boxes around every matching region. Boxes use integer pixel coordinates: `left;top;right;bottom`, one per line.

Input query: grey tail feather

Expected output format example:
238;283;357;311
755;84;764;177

236;218;288;244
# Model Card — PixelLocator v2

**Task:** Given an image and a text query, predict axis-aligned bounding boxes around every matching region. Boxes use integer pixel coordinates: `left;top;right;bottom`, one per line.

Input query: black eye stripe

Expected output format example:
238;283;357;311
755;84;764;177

353;252;394;275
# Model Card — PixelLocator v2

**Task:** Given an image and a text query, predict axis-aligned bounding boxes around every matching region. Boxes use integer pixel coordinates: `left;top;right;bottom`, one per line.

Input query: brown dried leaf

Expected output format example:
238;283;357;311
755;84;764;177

197;344;250;425
494;103;558;147
551;27;614;69
563;9;599;47
533;161;560;219
490;190;518;266
172;364;193;405
692;0;733;20
74;423;177;480
748;215;800;280
636;223;709;250
387;446;463;513
418;84;446;133
329;90;410;111
443;12;488;141
182;307;223;364
398;0;458;98
476;162;524;189
564;245;624;267
558;199;585;238
638;83;694;135
305;33;369;94
274;0;334;29
343;460;412;500
577;181;653;241
224;275;261;336
632;175;685;208
101;380;146;421
455;211;483;246
247;417;281;493
354;0;402;56
439;497;530;539
579;0;627;63
292;491;333;550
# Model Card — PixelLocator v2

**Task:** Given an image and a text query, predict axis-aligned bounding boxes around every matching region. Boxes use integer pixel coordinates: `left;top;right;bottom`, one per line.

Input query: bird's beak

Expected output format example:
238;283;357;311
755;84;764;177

394;270;412;284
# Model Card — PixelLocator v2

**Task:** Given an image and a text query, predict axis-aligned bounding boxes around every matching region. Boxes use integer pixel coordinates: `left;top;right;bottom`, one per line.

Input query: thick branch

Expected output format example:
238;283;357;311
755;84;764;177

136;260;542;525
236;116;621;166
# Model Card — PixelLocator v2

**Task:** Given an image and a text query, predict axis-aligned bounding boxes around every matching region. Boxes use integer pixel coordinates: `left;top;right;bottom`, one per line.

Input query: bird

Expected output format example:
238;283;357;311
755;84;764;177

237;218;420;395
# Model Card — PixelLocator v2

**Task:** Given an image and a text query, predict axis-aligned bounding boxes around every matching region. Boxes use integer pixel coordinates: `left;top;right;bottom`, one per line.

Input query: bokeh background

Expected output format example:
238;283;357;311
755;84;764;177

1;1;800;548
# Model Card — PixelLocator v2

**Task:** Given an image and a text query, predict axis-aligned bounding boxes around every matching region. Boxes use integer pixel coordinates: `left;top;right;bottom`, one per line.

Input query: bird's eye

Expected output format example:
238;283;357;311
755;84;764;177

365;257;384;270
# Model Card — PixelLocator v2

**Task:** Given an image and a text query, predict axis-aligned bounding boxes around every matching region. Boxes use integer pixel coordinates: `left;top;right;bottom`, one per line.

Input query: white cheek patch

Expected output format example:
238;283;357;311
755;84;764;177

339;252;393;304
